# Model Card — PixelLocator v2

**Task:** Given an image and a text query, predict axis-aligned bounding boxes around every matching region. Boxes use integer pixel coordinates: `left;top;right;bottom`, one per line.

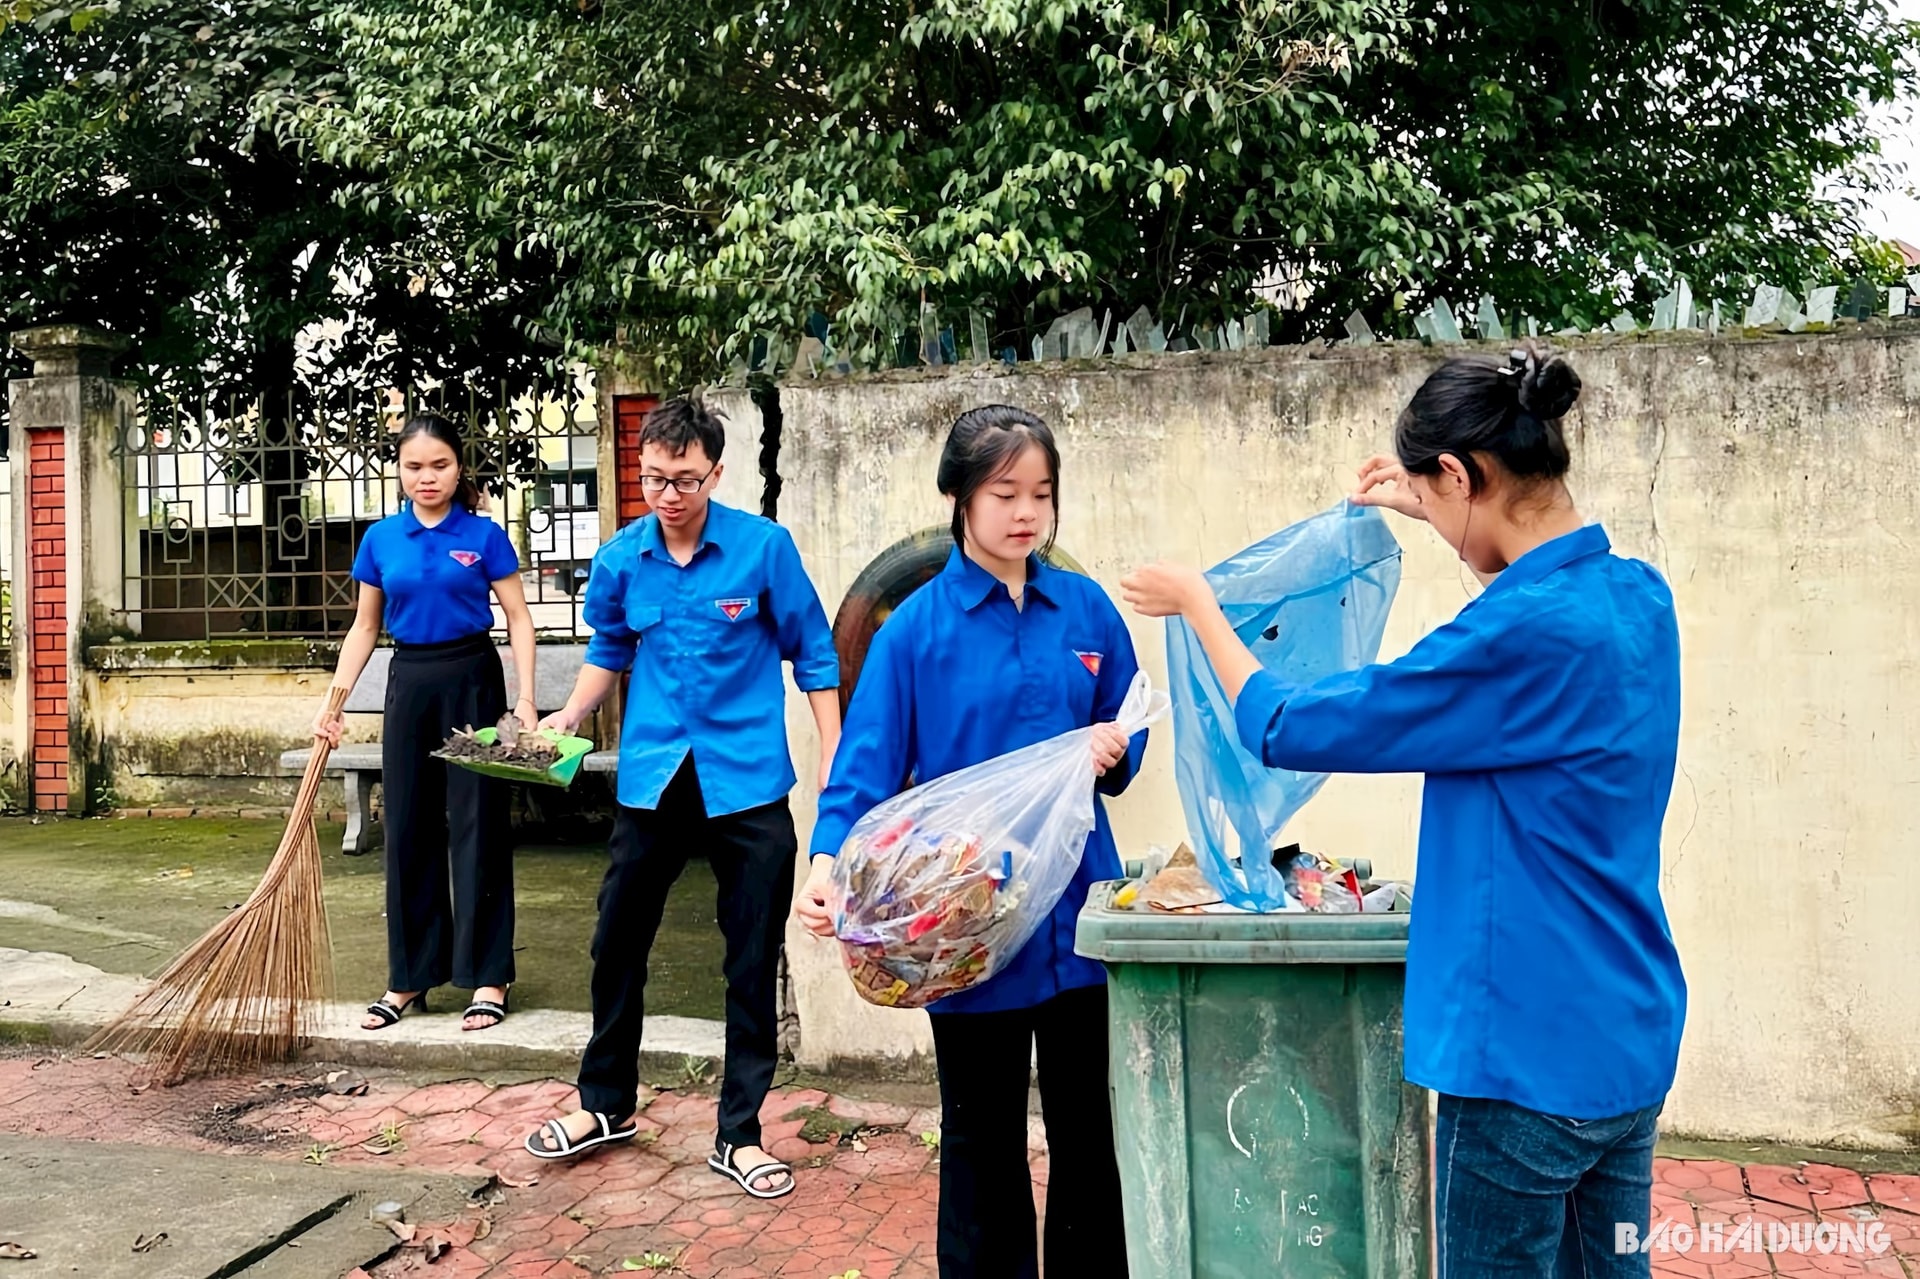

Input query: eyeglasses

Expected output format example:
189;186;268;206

638;464;717;495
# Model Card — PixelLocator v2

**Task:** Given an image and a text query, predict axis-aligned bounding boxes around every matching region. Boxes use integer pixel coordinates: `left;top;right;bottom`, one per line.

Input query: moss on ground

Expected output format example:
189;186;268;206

0;817;725;1018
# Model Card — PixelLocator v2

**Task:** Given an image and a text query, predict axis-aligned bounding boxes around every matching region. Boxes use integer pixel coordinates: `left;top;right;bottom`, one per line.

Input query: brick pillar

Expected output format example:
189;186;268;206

26;430;68;810
7;326;134;815
611;393;659;527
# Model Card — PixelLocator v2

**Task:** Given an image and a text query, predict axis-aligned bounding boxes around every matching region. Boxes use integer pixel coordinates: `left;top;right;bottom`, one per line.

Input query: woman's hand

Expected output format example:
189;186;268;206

794;854;838;938
312;698;346;749
538;705;584;736
1091;722;1130;776
515;696;539;733
1352;455;1427;522
1121;561;1211;619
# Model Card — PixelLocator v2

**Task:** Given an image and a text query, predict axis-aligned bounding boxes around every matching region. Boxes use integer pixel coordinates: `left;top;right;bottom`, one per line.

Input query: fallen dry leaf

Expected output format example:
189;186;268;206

495;1172;539;1188
415;1236;449;1262
470;1217;492;1241
0;1242;36;1260
324;1069;370;1097
131;1232;168;1254
851;1138;869;1153
386;1220;417;1244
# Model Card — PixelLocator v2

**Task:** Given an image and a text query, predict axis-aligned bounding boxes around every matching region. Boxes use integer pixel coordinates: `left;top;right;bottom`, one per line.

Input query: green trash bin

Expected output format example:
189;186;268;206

1077;880;1429;1278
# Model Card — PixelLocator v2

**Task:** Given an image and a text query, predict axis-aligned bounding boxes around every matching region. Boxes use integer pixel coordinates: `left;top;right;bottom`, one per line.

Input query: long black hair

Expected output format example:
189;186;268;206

937;405;1061;558
1396;346;1582;497
395;412;480;512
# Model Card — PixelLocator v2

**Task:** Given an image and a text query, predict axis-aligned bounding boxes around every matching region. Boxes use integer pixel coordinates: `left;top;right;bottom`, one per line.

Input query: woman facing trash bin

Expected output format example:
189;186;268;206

795;405;1148;1279
312;412;539;1035
1123;346;1686;1279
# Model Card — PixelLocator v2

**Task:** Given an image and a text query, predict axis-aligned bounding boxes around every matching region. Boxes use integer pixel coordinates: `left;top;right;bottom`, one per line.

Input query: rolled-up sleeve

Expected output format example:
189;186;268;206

1094;603;1147;797
812;622;912;856
767;527;840;693
1234;598;1604;776
581;544;640;673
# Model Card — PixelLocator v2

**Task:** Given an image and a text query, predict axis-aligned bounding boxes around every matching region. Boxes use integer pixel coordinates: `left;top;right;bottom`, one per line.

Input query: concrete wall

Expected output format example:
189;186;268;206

761;327;1920;1149
81;645;362;809
0;671;17;811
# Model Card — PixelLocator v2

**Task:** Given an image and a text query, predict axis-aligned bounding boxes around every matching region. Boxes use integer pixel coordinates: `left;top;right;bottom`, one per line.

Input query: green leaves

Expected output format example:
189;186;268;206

7;0;1915;387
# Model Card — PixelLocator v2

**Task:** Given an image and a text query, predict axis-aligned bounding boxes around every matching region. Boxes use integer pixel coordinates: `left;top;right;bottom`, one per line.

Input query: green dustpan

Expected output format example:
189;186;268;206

434;727;594;788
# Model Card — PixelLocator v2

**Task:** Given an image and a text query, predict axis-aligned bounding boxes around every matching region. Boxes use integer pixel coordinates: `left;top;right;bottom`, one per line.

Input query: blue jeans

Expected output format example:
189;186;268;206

1436;1094;1663;1279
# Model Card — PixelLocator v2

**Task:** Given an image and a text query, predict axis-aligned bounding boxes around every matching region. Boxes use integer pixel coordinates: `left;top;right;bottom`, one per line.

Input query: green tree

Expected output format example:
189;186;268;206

0;0;564;412
280;0;1917;374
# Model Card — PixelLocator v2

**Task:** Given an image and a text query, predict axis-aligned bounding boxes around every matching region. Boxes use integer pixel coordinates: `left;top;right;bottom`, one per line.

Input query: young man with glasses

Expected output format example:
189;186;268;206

523;397;841;1200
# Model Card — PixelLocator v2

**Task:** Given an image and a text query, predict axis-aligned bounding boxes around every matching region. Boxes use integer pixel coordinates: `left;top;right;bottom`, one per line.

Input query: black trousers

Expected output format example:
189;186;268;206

928;984;1129;1279
577;757;796;1148
380;632;514;992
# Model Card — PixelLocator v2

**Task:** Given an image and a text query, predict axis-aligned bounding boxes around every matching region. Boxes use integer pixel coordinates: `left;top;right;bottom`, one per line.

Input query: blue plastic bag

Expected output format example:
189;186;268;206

1166;502;1403;910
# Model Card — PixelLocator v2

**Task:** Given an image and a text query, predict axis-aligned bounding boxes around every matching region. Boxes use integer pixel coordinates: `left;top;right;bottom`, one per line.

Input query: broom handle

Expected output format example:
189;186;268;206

297;686;351;811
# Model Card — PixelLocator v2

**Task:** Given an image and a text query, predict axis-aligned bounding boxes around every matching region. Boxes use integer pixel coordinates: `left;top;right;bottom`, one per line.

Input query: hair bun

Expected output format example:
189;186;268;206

1518;355;1581;420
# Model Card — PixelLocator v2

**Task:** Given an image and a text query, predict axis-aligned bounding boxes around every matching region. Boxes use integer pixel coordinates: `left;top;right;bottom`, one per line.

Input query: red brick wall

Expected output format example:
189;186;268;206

27;428;68;812
612;394;659;527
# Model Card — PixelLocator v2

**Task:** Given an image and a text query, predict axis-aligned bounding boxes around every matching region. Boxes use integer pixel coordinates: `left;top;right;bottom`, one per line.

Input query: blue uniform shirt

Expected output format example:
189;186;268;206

351;502;519;644
1234;524;1686;1119
582;501;839;816
813;549;1149;1015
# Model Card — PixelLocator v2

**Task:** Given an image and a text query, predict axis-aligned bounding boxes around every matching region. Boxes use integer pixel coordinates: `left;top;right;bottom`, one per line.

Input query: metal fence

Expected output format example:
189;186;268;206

113;380;602;642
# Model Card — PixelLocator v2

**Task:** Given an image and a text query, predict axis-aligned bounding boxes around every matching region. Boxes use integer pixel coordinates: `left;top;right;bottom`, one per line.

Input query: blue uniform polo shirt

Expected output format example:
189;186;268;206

581;501;839;817
1234;524;1687;1120
813;548;1149;1015
351;502;519;644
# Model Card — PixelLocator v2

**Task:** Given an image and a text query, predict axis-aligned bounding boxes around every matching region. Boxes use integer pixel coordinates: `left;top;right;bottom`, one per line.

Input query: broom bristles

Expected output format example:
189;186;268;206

87;693;342;1084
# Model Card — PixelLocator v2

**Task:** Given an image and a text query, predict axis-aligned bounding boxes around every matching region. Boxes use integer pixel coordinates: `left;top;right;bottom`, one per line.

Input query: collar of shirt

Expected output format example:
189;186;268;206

1480;523;1611;598
401;501;471;538
942;546;1061;611
636;502;730;563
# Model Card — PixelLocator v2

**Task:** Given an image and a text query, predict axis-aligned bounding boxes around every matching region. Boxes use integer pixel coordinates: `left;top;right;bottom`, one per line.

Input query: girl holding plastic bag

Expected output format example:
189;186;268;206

1123;347;1685;1279
796;405;1146;1279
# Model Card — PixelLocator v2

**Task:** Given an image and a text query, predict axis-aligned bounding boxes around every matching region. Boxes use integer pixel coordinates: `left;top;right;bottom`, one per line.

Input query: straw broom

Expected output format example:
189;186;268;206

86;688;345;1084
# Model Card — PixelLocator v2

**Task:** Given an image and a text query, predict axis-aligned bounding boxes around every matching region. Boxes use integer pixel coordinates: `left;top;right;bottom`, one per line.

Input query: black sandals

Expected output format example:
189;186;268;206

709;1140;795;1199
524;1112;639;1160
461;989;510;1031
363;990;428;1029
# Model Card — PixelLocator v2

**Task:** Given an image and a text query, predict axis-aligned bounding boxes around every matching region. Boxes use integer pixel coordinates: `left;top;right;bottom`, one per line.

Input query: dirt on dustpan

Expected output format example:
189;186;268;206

1140;843;1224;913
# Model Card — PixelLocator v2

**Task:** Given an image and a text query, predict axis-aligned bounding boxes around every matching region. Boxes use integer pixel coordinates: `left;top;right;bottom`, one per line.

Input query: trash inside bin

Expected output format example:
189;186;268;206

1078;880;1429;1277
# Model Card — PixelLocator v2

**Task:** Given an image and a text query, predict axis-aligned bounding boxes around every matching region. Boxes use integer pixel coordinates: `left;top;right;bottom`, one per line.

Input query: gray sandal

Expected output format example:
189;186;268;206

708;1141;795;1199
524;1112;637;1161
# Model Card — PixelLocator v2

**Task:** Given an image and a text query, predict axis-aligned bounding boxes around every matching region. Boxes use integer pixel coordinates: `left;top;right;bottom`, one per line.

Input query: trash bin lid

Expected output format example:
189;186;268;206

1075;881;1409;965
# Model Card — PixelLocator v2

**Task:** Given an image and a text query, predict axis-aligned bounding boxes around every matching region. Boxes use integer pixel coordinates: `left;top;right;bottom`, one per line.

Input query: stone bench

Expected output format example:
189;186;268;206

279;643;618;855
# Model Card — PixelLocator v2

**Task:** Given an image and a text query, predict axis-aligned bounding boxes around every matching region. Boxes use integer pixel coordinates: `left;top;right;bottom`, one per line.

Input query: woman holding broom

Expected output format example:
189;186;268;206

313;412;538;1034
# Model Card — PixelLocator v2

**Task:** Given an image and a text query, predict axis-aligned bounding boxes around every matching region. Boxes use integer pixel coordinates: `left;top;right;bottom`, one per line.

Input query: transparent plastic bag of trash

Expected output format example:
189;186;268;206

832;673;1169;1008
1166;502;1403;911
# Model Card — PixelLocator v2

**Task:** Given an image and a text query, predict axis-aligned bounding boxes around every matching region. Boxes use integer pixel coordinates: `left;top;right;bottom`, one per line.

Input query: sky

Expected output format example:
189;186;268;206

1861;0;1920;244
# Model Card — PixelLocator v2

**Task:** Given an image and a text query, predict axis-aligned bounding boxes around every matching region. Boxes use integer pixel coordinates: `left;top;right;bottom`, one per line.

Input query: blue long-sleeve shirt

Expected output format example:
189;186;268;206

1234;524;1686;1120
582;501;838;816
813;548;1148;1014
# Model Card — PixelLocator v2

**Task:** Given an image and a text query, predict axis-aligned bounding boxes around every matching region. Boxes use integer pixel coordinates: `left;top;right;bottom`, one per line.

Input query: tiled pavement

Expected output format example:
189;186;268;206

0;1051;1914;1277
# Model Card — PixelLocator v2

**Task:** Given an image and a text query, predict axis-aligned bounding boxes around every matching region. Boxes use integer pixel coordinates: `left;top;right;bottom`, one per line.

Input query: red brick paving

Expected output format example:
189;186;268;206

0;1052;1914;1276
0;1052;963;1277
